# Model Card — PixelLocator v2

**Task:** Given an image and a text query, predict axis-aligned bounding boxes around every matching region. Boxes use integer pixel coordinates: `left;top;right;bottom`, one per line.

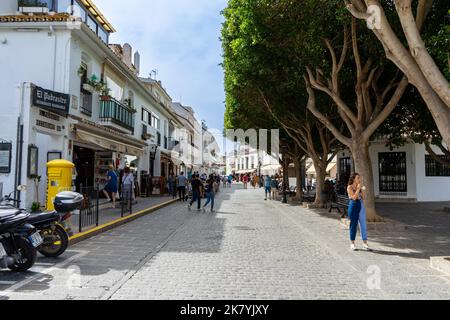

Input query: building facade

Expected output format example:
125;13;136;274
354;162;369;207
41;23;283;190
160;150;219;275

336;141;450;202
0;0;189;208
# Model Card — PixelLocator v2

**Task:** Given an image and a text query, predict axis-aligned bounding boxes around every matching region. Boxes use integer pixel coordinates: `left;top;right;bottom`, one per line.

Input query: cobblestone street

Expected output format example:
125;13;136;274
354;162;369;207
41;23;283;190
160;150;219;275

1;185;450;300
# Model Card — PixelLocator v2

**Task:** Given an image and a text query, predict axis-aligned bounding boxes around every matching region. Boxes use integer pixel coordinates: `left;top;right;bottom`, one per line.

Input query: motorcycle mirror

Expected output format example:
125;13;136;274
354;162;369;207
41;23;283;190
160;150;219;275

17;185;27;192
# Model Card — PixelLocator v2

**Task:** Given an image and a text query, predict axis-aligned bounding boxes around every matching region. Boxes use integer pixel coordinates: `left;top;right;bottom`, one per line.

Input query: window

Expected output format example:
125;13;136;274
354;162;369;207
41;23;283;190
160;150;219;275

87;15;97;33
19;0;54;9
379;152;407;192
72;1;86;21
98;27;109;43
56;0;71;13
157;132;161;147
152;115;160;130
425;155;450;177
105;76;123;101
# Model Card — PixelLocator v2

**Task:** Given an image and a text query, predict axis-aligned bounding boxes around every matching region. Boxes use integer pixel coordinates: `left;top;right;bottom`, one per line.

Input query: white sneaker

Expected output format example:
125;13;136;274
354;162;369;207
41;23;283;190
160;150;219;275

350;244;357;251
363;243;372;251
188;204;192;211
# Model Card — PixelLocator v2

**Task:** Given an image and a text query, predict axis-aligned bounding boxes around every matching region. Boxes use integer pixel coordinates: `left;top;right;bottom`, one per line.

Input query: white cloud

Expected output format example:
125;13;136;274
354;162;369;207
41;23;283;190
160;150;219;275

94;0;227;131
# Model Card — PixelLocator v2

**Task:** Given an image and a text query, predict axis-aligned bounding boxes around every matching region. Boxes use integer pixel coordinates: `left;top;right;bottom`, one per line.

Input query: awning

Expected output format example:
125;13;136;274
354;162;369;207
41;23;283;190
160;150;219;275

307;162;337;175
236;169;256;174
71;116;147;157
76;130;143;157
261;164;281;173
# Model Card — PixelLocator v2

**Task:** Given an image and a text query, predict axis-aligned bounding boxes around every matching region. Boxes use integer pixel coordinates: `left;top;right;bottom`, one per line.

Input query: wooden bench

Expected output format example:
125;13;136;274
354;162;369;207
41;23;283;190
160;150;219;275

329;194;349;218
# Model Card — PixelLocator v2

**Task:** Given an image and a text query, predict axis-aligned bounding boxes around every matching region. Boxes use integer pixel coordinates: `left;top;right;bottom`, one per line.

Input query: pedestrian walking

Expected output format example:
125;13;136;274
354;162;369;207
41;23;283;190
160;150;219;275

347;173;370;251
243;174;249;189
188;174;203;211
202;174;216;213
121;167;134;206
227;174;233;187
177;172;187;202
168;172;177;199
102;165;118;209
264;175;272;200
271;175;278;200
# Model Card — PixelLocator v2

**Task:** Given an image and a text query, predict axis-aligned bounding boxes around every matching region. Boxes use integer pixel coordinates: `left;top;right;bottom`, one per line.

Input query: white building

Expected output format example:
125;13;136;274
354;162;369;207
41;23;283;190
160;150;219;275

336;141;450;202
230;144;281;177
0;0;185;208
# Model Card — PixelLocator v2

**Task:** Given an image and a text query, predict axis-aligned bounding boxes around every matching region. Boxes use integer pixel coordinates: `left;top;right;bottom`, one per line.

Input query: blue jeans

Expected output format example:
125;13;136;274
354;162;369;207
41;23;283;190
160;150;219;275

359;203;368;241
348;199;368;241
190;190;201;209
204;191;215;210
348;199;361;242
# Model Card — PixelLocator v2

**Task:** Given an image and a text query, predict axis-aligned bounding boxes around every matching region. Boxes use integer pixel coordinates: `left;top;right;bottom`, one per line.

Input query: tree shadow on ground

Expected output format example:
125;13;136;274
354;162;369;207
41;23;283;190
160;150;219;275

306;201;450;260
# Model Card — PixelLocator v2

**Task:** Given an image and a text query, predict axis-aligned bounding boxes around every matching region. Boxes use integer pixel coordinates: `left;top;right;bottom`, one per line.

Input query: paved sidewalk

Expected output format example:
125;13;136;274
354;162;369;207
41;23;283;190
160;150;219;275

2;185;449;300
70;195;178;235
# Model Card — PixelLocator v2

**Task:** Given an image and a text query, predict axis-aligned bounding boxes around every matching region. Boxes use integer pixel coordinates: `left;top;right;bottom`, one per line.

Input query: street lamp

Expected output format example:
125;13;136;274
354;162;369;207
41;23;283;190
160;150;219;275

280;139;289;204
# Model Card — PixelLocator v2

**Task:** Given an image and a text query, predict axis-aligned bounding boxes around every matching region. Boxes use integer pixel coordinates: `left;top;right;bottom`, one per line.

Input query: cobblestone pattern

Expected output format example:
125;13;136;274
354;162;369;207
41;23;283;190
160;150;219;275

1;186;450;300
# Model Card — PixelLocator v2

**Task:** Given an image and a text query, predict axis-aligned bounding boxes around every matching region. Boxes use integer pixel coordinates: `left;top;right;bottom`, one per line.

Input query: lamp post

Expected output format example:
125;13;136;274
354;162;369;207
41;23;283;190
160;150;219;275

280;140;288;204
258;157;262;182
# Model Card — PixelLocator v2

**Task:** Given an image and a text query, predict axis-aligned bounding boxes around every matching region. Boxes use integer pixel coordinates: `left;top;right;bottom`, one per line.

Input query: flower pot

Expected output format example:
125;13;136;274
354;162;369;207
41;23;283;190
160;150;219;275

100;95;110;101
83;83;95;93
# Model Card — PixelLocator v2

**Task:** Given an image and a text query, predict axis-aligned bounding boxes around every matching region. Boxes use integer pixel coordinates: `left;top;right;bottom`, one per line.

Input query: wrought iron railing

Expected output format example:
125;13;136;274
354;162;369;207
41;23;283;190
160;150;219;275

99;97;135;132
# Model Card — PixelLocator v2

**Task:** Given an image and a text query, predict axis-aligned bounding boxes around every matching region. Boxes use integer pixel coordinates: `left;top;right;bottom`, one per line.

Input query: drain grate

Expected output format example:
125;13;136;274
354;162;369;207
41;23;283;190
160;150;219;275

233;226;256;231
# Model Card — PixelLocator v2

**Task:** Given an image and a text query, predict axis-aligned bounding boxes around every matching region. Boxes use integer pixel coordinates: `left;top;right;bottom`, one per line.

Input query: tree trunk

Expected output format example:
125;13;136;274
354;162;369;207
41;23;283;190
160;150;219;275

294;157;303;200
415;87;450;149
350;141;382;222
312;158;327;206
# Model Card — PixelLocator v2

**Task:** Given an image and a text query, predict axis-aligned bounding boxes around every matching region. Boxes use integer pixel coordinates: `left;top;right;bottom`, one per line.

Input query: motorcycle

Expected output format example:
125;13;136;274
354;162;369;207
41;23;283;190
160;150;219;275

1;189;83;259
0;209;42;272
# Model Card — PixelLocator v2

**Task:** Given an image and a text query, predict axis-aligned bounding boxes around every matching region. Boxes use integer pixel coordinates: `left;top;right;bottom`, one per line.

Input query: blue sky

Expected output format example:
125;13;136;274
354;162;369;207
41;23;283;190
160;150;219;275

95;0;228;133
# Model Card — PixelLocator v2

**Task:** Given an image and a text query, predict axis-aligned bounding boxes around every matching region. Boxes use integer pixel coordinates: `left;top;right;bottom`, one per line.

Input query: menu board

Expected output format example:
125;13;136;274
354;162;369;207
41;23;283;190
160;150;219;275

0;142;12;174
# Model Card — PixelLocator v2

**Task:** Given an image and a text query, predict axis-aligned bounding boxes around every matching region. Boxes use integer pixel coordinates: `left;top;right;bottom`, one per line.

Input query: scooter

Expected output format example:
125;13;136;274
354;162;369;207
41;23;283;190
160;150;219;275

0;209;42;272
1;189;83;259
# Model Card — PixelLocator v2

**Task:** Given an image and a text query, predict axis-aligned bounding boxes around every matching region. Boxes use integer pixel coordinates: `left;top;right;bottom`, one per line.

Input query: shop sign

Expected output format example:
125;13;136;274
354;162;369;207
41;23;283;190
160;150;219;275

0;142;12;174
32;86;70;117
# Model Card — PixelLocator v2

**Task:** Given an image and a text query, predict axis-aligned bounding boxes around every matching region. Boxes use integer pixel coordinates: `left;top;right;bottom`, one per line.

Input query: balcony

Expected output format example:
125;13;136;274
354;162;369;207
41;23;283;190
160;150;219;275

99;97;135;134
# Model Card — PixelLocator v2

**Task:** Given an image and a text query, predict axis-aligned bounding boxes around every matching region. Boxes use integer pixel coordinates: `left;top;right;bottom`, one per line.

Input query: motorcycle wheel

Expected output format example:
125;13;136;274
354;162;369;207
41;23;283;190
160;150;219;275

38;225;69;258
9;237;37;272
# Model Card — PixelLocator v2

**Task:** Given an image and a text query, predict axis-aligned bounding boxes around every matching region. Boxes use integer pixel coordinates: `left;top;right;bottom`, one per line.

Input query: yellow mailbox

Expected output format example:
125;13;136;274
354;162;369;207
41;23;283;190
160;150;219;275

46;160;75;211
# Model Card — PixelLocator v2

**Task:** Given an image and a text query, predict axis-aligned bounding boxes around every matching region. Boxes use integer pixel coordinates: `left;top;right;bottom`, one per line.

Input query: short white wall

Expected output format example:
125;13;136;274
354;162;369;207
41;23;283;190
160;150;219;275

415;143;450;202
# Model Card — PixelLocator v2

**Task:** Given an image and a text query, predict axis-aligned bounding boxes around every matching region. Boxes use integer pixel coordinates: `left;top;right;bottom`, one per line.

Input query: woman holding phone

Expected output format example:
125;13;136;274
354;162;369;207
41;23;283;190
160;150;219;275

347;173;370;251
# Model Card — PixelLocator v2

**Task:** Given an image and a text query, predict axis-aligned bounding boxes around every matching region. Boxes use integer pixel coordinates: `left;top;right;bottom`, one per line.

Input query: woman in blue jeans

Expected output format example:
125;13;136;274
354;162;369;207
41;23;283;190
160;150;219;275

347;173;370;251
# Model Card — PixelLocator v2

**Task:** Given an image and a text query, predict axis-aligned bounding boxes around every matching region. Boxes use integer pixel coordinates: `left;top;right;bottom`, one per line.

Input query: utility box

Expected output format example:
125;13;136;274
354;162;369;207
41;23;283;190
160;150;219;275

46;160;75;211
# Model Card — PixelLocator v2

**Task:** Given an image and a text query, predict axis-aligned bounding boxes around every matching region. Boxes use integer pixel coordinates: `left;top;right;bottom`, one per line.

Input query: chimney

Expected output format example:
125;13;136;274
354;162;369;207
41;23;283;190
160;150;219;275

134;51;141;75
123;43;133;68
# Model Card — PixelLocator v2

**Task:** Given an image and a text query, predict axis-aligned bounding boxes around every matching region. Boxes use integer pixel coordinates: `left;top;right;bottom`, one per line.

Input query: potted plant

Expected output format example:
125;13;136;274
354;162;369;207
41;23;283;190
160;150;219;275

77;66;85;77
100;82;111;101
31;202;42;213
83;75;99;93
30;174;42;213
